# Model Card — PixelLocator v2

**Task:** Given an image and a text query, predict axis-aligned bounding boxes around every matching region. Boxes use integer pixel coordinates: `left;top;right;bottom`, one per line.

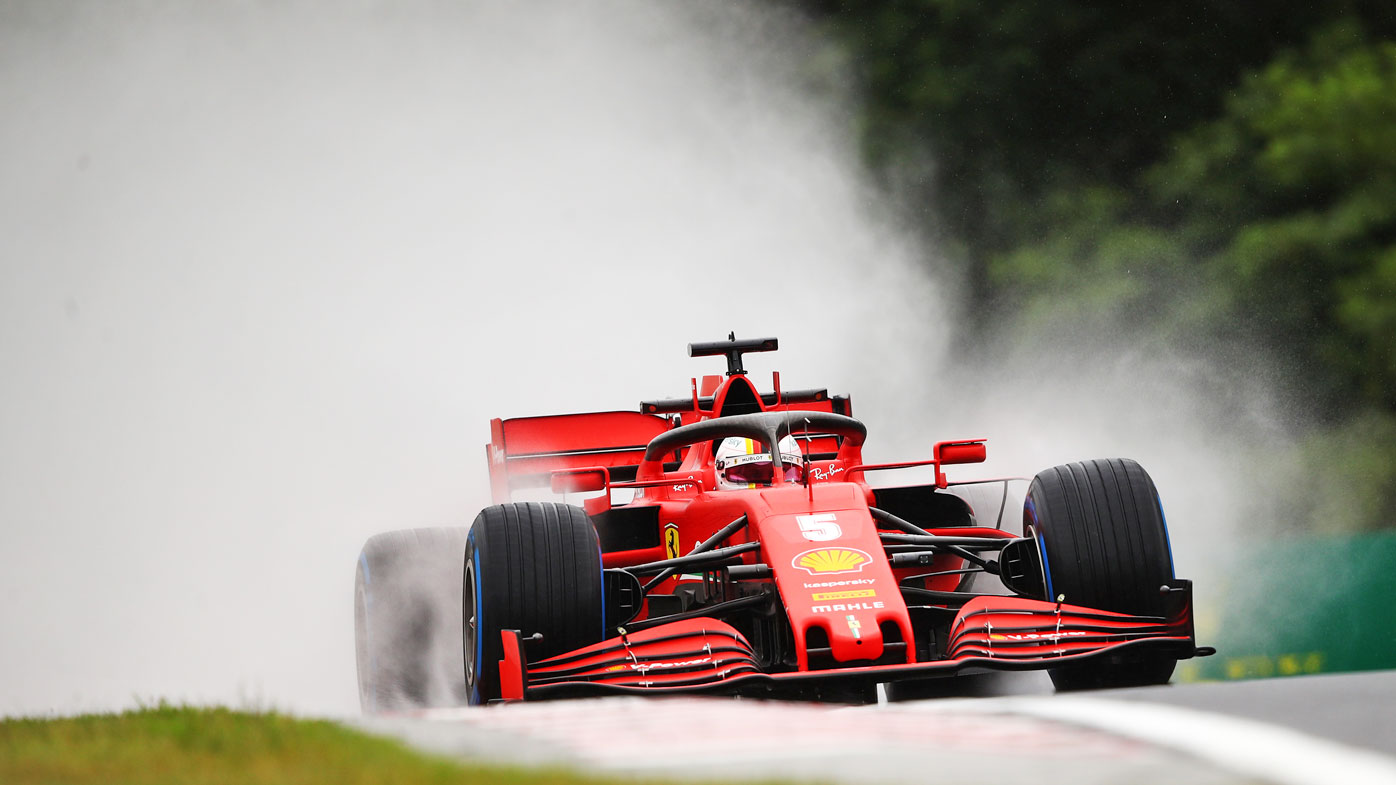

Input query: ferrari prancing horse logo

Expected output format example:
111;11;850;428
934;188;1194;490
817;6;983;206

664;524;681;560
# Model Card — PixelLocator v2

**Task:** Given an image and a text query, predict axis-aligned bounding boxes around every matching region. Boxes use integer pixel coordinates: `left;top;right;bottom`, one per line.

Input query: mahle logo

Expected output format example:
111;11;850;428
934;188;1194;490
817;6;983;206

792;547;870;575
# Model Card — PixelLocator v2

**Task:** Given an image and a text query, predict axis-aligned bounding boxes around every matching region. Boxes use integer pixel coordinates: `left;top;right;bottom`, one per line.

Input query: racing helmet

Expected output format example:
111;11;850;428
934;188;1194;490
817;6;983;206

714;435;804;490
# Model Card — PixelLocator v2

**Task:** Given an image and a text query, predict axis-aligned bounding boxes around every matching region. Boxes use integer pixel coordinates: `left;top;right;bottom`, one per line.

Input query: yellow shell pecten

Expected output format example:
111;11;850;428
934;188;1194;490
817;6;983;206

796;548;869;574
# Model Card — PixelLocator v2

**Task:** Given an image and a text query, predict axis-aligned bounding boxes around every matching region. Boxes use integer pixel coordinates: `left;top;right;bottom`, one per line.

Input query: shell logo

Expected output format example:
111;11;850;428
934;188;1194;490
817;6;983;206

792;547;871;575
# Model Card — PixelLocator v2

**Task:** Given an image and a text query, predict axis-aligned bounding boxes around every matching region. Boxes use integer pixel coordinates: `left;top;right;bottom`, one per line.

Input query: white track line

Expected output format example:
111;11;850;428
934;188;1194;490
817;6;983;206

887;696;1396;785
411;697;1148;767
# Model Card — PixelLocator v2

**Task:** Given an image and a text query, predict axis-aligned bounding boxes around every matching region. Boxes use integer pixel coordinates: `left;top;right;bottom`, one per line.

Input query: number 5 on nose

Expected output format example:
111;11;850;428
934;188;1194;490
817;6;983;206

796;513;841;541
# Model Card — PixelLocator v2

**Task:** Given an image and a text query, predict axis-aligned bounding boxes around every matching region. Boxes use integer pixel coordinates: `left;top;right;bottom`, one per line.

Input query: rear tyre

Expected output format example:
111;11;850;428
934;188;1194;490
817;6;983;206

464;502;605;705
354;528;469;713
1024;458;1177;691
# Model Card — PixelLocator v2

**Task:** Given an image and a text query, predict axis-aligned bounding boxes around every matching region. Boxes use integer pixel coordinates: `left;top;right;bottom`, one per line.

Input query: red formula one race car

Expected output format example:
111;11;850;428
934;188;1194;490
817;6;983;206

353;337;1212;710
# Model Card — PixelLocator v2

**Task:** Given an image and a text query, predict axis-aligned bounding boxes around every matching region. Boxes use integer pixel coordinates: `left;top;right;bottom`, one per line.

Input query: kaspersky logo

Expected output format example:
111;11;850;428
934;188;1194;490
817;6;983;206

791;547;871;576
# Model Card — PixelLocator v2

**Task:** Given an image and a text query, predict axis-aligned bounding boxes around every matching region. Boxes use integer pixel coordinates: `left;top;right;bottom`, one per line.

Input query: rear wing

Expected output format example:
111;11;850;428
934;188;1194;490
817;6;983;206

487;411;675;503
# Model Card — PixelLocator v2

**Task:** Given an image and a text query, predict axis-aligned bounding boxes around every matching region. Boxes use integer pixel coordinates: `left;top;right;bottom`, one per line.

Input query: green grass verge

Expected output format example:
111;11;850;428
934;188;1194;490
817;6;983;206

0;704;643;785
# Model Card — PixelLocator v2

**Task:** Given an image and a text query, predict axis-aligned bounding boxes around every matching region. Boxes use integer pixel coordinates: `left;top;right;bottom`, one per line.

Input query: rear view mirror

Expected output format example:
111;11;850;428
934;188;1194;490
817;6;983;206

935;440;986;465
551;467;609;494
933;439;986;487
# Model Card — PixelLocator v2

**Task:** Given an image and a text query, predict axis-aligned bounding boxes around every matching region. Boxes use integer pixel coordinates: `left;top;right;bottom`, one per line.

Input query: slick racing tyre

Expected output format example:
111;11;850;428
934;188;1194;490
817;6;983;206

464;503;605;705
1024;458;1177;691
354;527;470;713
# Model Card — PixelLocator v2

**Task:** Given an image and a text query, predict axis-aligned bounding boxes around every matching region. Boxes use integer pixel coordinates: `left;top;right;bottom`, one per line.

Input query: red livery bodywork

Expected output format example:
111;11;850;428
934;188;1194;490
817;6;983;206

472;336;1209;702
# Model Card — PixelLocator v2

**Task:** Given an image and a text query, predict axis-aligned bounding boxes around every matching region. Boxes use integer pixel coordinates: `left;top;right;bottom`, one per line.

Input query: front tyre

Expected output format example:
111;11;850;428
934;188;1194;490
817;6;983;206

1024;458;1176;691
463;502;604;704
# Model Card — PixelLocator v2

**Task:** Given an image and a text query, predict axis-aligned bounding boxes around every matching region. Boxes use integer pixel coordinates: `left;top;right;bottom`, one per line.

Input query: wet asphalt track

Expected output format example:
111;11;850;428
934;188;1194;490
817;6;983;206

354;671;1396;785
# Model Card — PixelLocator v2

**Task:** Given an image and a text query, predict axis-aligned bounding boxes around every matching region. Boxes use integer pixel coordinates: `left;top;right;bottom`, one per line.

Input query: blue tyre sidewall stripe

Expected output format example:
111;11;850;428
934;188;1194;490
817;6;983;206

1158;497;1177;578
470;544;484;705
1036;530;1055;600
1025;495;1056;600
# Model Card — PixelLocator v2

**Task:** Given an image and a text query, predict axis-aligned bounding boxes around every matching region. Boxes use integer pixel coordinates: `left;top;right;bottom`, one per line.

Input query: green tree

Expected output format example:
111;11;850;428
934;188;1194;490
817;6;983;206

1158;24;1396;410
991;22;1396;415
798;1;1391;302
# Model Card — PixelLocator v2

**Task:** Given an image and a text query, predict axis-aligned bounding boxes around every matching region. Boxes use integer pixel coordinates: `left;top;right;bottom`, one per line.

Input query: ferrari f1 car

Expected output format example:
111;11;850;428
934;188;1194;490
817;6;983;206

354;336;1211;709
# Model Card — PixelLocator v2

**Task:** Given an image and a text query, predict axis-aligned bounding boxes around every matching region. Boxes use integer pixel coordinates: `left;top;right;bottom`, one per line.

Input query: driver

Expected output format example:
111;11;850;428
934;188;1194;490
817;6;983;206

714;435;805;490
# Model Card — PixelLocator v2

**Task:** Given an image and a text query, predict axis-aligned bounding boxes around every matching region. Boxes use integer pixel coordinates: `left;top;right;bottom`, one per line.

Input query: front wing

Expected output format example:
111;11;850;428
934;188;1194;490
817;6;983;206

496;583;1205;701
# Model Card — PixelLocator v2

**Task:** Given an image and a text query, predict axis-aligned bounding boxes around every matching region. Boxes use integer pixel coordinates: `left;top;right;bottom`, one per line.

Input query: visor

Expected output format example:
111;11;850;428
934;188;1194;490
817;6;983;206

723;458;804;485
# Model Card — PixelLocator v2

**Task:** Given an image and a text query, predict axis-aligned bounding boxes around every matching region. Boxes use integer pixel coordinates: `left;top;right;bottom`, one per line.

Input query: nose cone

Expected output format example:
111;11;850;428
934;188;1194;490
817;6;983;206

751;484;914;669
